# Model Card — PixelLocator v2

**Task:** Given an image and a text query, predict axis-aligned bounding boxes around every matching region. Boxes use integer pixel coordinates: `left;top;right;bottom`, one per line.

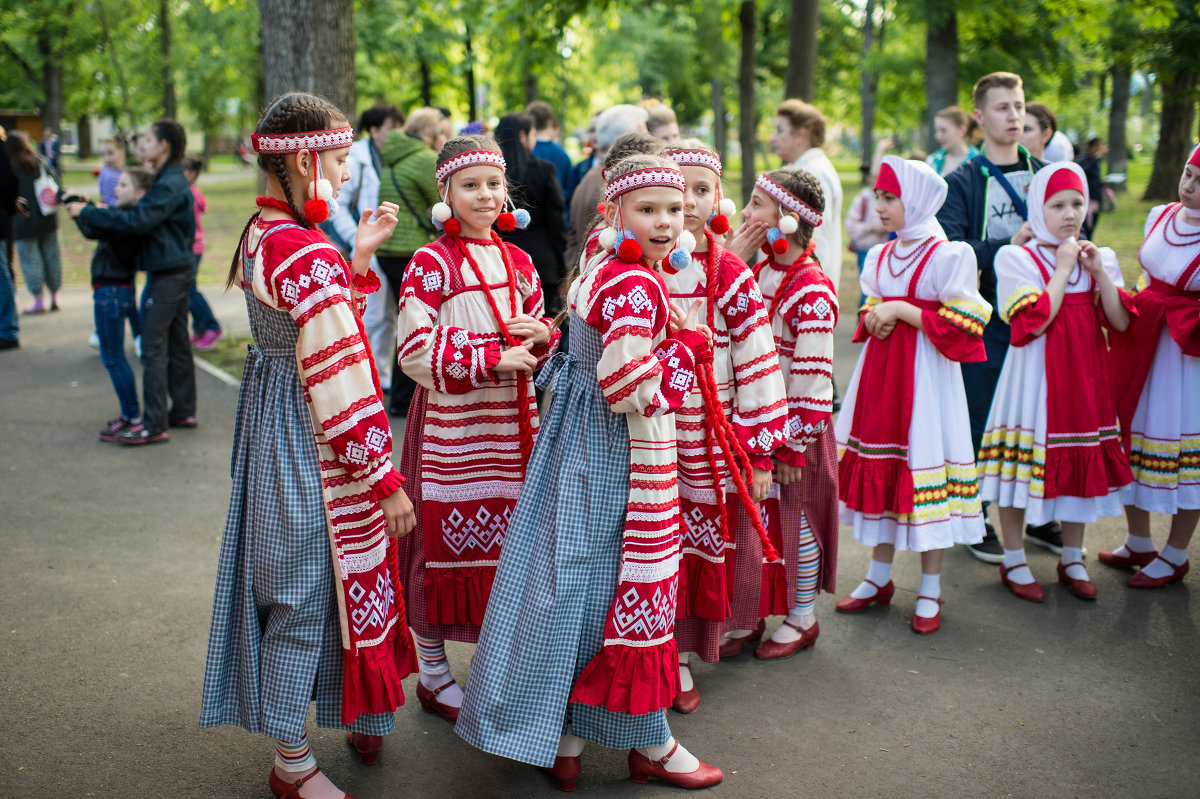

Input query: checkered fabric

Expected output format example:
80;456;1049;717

199;290;394;739
456;316;671;769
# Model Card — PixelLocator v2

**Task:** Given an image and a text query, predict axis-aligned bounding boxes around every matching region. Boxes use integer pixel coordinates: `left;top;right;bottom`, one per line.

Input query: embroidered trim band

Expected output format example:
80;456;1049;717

436;150;507;182
755;174;823;227
251;126;355;154
668;149;722;175
603;167;686;202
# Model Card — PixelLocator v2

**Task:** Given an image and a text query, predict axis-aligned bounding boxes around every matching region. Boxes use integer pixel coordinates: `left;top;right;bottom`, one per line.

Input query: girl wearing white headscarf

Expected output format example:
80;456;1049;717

834;156;991;635
978;161;1134;604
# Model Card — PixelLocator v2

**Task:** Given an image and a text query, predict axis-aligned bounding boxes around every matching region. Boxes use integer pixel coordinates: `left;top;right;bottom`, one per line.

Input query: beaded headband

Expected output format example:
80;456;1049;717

603;167;686;203
251;126;355;155
668;149;722;176
436;150;506;183
755;174;823;227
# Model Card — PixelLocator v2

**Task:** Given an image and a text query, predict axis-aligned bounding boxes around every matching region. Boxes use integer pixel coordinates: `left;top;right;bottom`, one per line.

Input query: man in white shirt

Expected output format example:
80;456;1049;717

328;105;403;387
769;100;844;292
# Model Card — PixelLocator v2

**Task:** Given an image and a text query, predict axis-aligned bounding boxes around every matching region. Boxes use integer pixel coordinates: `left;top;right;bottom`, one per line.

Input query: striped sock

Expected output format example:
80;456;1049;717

275;731;317;775
793;513;822;617
415;634;463;707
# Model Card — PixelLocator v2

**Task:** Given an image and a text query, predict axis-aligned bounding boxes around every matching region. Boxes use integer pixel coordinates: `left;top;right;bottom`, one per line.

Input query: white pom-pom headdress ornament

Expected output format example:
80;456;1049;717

430;149;529;236
600;166;695;267
755;173;822;255
251;125;355;225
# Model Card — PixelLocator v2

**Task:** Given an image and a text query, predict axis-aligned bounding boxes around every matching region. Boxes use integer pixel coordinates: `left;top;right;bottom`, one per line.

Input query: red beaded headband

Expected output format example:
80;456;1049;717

436;150;506;183
755;174;823;227
668;149;722;176
251;126;355;154
603;167;686;203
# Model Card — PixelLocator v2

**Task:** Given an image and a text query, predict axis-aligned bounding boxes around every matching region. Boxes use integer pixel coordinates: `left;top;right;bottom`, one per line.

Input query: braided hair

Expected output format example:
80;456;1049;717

761;167;825;322
225;92;347;287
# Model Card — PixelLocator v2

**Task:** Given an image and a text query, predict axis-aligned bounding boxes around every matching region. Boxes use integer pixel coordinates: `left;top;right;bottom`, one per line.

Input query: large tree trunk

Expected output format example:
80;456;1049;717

859;0;878;174
465;26;477;122
924;0;957;153
1145;69;1199;200
259;0;355;117
1107;63;1131;190
36;31;63;134
738;0;757;205
160;0;176;118
77;115;92;159
784;0;819;101
525;73;538;106
419;59;432;106
712;77;727;165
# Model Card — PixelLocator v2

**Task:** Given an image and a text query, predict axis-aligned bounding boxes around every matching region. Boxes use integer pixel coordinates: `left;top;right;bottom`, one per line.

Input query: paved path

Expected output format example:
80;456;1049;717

1;286;1196;798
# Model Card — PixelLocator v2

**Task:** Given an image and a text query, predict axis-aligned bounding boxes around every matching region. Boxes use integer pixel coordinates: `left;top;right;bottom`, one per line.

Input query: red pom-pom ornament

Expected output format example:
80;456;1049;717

596;202;606;215
617;237;643;263
443;218;462;237
771;237;789;255
709;215;730;235
304;199;329;224
496;211;516;231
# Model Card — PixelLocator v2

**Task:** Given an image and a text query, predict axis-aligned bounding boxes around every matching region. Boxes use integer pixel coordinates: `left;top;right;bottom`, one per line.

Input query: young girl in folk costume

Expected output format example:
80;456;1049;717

721;167;842;660
457;155;724;790
199;92;417;799
1102;146;1200;588
394;135;560;724
578;132;667;268
978;162;1134;602
836;156;990;634
662;145;788;712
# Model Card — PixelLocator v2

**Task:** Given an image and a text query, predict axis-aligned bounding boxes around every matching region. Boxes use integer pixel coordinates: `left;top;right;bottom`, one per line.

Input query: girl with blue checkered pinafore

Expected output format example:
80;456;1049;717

456;154;725;791
199;92;418;799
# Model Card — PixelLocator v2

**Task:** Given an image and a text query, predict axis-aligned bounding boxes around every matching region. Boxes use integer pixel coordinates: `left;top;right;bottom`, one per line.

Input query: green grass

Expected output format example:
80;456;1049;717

195;333;254;380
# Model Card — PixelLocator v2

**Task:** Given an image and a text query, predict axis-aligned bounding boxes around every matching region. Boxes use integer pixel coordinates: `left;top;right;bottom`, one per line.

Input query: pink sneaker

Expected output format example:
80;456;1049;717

194;329;225;351
189;333;203;346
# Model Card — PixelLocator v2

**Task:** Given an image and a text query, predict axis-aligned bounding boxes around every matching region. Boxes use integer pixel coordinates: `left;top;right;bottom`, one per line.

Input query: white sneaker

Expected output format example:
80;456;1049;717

88;331;100;349
134;336;142;358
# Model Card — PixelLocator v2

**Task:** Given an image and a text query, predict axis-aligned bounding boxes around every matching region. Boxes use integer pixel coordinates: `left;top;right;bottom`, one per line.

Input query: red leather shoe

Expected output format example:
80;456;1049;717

416;677;460;723
269;767;352;799
628;743;723;789
1056;561;1098;600
345;730;382;765
717;618;765;658
754;619;819;660
911;598;944;635
1127;557;1190;589
835;579;894;613
999;565;1045;602
540;755;581;791
672;684;701;714
1098;548;1157;569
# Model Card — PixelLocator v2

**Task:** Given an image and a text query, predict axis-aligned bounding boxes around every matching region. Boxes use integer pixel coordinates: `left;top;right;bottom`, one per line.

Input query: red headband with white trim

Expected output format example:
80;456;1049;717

436;150;506;183
603;167;686;203
668;149;722;176
755;174;823;227
251;126;355;154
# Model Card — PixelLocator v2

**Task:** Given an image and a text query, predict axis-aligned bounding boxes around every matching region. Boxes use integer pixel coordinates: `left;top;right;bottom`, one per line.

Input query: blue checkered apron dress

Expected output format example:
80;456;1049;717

455;313;672;768
199;280;394;740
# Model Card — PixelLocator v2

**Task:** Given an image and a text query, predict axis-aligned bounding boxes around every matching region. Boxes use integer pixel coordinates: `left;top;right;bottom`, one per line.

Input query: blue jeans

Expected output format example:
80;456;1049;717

0;241;18;341
94;285;140;418
188;253;221;335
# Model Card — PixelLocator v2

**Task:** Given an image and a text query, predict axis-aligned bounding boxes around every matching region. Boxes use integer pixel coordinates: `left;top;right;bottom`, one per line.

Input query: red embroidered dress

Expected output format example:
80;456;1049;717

395;234;559;638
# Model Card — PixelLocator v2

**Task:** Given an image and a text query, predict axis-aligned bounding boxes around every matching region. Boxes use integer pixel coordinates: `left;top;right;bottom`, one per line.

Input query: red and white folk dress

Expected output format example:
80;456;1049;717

395;233;559;642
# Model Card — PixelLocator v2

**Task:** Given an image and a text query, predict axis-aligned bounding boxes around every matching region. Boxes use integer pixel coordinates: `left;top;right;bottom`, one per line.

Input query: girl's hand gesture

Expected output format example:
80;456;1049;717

1077;240;1103;276
494;344;537;374
1055;237;1081;273
751;466;773;502
726;219;769;266
380;487;416;537
670;299;713;346
507;314;550;347
774;461;802;486
864;301;899;340
353;202;400;260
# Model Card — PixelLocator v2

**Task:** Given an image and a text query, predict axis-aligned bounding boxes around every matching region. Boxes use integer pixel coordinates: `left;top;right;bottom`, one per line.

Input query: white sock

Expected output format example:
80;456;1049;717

1141;545;1189;579
769;612;816;644
721;629;753;640
678;654;694;692
419;668;464;708
1061;546;1088;581
1118;534;1157;555
850;559;892;599
914;573;941;618
640;738;700;774
557;733;585;758
1002;549;1035;584
1161;544;1188;566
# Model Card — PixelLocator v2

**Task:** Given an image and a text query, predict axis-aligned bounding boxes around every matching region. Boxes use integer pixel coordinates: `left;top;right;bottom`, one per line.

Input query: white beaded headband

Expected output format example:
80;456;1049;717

668;149;722;176
436;150;506;183
603;167;686;203
755;174;823;227
251;126;355;154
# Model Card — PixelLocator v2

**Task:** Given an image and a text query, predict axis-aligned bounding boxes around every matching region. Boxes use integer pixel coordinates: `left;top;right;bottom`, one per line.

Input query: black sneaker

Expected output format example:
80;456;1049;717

117;423;169;445
169;416;198;428
0;337;18;350
99;416;137;442
1025;521;1079;557
967;522;1004;564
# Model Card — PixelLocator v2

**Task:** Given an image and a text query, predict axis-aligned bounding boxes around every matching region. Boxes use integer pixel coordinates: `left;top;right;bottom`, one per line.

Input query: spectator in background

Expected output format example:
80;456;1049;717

377;106;449;416
1021;103;1058;161
38;127;61;178
494;112;567;311
7;130;63;314
98;139;123;206
646;102;680;143
182;156;223;351
329;103;405;389
926;106;979;177
525;100;573;197
565;104;648;266
1043;127;1075;163
566;112;600;213
1077;137;1107;239
845;146;890;308
0;126;22;350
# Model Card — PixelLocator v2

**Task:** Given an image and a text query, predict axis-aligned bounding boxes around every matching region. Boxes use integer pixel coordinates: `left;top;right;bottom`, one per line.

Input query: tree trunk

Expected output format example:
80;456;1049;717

465;26;477;122
1144;69;1199;201
1107;63;1131;190
1140;72;1155;119
924;0;957;153
784;0;819;101
259;0;355;117
77;115;92;159
36;30;63;134
525;73;538;106
859;0;878;174
160;0;176;118
738;0;757;205
712;77;727;165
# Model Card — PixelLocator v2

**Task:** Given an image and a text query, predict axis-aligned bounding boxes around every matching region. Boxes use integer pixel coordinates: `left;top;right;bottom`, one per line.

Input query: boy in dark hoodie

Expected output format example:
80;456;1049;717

75;166;153;441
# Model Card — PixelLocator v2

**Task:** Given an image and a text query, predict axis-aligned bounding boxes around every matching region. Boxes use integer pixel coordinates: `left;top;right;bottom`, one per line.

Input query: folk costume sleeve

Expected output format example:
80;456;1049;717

396;244;505;393
851;244;884;342
714;254;787;471
258;230;403;501
775;269;839;467
584;263;710;417
998;245;1053;347
920;241;990;363
1096;247;1138;332
506;242;562;366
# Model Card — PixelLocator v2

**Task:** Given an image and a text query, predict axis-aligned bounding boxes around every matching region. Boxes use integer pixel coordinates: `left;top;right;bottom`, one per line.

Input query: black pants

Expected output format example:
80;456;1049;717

377;254;418;416
141;265;197;433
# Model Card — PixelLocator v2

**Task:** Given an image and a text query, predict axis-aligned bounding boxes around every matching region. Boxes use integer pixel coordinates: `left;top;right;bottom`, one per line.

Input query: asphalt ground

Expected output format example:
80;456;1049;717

1;285;1196;799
